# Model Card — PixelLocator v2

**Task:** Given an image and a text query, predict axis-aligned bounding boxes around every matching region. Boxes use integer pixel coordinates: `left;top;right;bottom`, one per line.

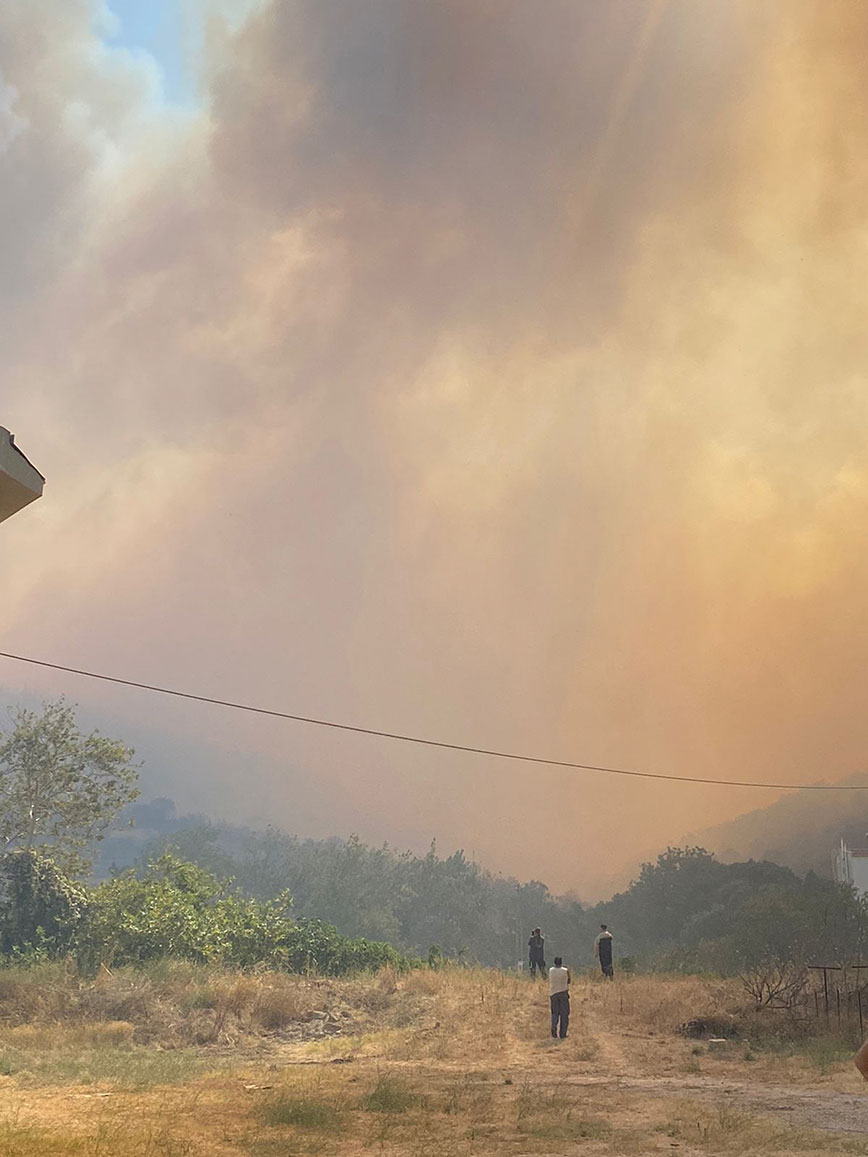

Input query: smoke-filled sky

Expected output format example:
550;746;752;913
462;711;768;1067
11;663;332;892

2;0;868;898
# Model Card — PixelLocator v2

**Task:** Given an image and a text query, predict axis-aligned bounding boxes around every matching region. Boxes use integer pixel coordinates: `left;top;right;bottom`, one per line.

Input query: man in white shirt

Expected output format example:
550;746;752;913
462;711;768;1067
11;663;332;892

548;956;570;1039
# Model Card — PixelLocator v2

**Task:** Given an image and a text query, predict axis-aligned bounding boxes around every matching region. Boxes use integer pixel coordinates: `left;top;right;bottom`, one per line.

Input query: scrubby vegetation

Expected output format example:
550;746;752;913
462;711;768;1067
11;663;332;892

131;823;868;975
0;703;406;977
0;849;408;977
0;958;412;1063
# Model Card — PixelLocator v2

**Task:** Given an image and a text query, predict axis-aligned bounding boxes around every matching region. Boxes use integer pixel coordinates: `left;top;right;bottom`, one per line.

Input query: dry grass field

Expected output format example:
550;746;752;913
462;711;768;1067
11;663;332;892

0;963;865;1155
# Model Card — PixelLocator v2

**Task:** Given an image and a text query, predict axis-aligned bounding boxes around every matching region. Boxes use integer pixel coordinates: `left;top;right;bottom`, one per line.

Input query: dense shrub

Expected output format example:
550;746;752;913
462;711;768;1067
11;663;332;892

79;854;408;974
283;918;407;975
0;850;87;956
0;851;407;975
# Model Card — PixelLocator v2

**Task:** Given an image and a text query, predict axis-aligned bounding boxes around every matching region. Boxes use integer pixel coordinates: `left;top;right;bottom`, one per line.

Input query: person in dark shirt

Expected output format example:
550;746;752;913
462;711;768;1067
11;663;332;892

594;924;614;979
528;928;546;979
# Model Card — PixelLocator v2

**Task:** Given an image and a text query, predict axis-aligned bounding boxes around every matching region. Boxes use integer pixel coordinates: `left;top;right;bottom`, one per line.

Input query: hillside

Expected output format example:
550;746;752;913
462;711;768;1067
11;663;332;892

691;773;868;876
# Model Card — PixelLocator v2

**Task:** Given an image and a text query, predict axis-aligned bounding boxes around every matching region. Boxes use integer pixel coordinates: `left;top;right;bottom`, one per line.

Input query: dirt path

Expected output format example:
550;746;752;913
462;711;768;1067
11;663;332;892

266;985;868;1138
578;997;868;1137
543;1070;868;1136
710;1080;868;1136
589;1027;630;1077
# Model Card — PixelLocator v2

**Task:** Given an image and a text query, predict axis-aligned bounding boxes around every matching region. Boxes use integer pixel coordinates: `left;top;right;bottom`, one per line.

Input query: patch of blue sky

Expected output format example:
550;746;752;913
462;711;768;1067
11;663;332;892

100;0;199;107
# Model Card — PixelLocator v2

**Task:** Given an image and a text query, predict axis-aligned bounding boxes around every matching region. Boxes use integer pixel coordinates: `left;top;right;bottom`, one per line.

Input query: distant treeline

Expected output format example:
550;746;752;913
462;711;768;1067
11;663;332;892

3;701;862;977
134;818;868;974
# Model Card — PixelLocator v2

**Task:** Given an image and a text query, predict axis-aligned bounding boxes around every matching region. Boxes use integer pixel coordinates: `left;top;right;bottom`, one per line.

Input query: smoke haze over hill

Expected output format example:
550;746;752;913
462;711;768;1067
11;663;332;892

694;774;868;879
3;1;868;896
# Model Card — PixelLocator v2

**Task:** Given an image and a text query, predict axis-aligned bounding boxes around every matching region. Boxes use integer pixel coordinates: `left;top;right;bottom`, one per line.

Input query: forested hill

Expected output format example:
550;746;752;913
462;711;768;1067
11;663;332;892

692;773;868;877
101;804;867;973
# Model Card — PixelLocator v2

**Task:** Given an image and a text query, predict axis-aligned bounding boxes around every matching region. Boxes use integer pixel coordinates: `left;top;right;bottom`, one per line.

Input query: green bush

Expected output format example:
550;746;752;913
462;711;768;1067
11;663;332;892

0;850;87;957
362;1074;420;1113
77;853;407;975
0;848;409;977
260;1093;344;1130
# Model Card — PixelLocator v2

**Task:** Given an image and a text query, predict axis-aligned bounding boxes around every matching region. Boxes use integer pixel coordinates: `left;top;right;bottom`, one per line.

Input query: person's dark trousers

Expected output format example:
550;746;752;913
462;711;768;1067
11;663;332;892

599;944;614;979
550;991;570;1039
530;958;546;979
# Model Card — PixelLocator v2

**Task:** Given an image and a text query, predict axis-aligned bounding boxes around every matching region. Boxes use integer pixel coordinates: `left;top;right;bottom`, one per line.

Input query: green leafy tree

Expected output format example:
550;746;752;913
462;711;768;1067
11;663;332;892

0;849;87;956
0;700;139;874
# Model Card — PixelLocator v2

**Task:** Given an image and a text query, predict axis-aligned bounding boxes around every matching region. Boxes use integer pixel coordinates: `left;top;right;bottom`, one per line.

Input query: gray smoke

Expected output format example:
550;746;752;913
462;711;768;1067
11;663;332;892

2;1;868;895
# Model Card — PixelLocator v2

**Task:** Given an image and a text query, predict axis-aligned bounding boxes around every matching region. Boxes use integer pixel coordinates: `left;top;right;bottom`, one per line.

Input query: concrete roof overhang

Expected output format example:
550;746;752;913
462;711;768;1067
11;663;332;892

0;428;44;524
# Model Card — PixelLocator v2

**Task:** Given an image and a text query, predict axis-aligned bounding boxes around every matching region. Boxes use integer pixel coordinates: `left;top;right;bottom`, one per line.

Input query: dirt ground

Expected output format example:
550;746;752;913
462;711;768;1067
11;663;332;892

0;968;867;1155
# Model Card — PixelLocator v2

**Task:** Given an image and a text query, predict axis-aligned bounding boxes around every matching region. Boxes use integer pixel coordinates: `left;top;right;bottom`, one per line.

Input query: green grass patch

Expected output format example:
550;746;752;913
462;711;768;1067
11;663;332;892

259;1093;344;1131
521;1115;612;1142
749;1030;859;1073
361;1073;419;1113
801;1034;858;1073
0;1044;211;1089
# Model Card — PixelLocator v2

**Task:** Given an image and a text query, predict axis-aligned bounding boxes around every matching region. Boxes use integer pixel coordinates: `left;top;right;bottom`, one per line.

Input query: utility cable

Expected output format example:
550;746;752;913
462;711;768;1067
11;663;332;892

0;649;863;791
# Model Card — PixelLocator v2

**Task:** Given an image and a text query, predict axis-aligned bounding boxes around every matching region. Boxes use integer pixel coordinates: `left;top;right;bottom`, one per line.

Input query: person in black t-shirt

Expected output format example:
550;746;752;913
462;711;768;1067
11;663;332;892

528;928;546;978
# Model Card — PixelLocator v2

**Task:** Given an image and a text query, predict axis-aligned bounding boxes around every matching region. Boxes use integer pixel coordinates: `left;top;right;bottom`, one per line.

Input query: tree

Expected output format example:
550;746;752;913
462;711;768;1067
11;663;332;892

0;849;87;956
0;700;139;874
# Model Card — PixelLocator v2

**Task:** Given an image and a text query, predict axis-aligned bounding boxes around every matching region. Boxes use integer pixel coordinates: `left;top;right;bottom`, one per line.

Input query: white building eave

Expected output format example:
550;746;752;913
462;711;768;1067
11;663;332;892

0;428;44;524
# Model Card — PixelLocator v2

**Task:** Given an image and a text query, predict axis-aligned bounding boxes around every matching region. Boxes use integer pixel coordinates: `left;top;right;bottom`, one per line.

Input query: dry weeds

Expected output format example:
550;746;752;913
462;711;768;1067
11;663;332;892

0;967;863;1155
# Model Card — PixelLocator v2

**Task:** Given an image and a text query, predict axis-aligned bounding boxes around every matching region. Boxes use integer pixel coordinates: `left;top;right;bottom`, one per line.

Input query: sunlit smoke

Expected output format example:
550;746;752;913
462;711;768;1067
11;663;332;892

1;0;868;896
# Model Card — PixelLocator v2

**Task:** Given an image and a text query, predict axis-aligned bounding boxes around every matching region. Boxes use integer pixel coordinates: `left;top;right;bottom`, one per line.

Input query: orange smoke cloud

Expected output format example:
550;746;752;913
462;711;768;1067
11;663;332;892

1;1;867;896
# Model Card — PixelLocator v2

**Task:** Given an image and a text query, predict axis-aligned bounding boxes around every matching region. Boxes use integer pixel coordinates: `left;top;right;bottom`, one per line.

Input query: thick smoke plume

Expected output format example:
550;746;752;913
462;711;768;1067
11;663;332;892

2;1;868;895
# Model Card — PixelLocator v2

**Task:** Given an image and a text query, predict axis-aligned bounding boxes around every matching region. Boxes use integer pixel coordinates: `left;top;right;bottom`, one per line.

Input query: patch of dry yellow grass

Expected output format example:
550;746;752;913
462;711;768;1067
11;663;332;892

0;967;863;1155
590;972;742;1034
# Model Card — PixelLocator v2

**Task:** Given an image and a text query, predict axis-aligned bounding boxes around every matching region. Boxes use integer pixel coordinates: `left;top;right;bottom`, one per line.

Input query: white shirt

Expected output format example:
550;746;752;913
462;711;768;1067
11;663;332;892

549;965;570;995
594;930;613;956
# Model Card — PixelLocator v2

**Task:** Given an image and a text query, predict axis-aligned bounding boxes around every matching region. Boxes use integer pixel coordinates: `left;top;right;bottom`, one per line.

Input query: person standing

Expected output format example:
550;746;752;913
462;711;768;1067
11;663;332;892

594;924;614;979
549;956;570;1039
528;928;546;979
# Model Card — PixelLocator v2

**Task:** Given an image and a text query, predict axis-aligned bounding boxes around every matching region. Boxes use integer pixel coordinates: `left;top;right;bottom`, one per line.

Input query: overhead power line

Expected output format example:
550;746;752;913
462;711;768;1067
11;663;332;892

0;649;863;791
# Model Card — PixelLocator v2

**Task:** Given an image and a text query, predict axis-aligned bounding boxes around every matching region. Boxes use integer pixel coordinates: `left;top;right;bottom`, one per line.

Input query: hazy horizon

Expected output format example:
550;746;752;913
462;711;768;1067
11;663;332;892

3;1;868;898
